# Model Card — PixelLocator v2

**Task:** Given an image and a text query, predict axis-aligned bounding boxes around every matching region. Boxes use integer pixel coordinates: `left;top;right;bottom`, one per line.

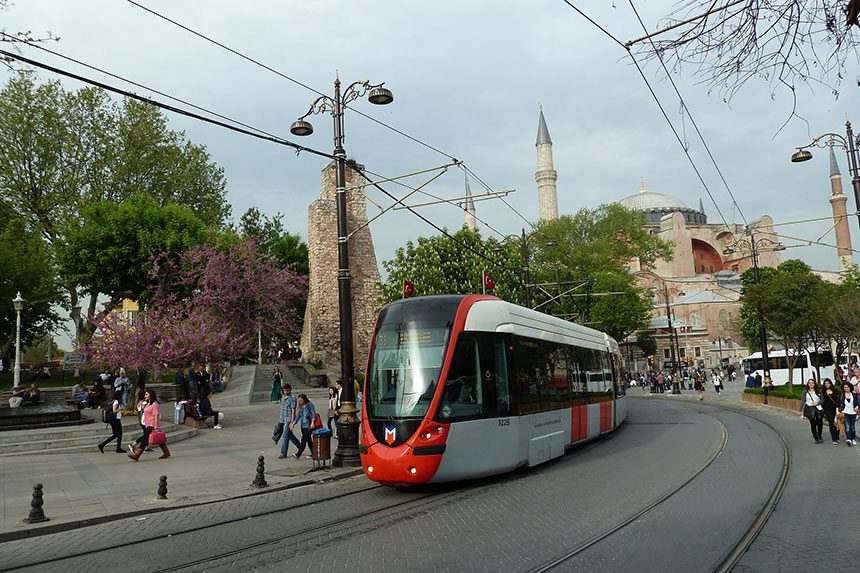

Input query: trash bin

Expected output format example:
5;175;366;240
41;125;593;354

311;428;332;468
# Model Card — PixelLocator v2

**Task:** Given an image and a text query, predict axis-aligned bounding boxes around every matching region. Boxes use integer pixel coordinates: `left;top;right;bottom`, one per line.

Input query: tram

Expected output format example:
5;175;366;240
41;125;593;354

359;294;627;486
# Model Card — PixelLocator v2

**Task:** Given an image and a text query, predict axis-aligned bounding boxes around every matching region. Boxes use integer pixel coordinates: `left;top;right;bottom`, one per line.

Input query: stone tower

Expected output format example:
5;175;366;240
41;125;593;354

464;176;477;231
535;108;558;221
828;147;854;271
300;161;383;375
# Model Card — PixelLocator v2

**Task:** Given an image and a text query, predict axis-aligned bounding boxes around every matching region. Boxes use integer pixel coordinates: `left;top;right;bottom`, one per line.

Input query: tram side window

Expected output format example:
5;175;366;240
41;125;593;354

513;338;551;414
494;339;511;417
437;335;483;421
547;344;570;409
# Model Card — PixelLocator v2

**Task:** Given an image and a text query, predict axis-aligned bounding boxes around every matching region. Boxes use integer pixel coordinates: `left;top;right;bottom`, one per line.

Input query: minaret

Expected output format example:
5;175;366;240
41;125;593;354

829;146;854;270
535;107;558;221
464;175;477;231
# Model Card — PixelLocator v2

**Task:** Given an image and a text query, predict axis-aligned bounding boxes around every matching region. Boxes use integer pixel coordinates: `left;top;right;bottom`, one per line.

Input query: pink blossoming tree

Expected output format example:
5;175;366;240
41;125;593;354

84;239;307;384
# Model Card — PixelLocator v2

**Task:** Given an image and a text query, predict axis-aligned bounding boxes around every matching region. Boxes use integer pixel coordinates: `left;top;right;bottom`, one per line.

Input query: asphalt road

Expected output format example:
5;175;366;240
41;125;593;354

2;394;851;573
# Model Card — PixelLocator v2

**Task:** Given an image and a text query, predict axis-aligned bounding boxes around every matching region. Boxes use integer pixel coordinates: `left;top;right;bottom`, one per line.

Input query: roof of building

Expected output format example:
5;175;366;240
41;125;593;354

675;290;735;305
830;146;841;177
536;108;552;145
618;181;692;212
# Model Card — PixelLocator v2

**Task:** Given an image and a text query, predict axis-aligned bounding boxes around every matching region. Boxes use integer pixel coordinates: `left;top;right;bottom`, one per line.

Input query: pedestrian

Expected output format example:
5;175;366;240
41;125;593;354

694;375;704;401
821;378;842;445
89;378;106;409
98;390;125;454
290;393;317;460
270;366;283;402
70;380;90;408
838;381;859;446
712;371;721;396
114;368;130;406
127;389;170;460
175;368;189;399
327;386;338;431
800;378;824;444
277;384;301;458
754;371;763;388
198;390;223;429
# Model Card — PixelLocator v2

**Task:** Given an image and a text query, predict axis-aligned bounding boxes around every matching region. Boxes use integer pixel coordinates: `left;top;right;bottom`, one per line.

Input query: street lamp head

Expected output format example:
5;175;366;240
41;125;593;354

367;87;394;105
12;291;24;312
790;149;813;163
289;120;314;137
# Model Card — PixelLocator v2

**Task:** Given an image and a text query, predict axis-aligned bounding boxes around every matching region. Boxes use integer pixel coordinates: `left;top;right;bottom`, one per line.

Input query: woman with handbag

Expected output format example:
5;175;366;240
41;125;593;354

128;389;170;460
97;390;125;454
290;393;318;460
838;381;860;446
800;378;824;444
821;378;842;445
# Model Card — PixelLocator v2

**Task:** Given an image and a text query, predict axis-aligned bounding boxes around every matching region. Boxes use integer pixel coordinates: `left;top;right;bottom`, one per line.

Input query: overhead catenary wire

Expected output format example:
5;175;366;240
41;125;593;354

0;48;336;161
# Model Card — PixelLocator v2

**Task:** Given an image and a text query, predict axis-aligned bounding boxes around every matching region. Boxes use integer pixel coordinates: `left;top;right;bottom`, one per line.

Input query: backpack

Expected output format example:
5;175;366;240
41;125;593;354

101;407;116;424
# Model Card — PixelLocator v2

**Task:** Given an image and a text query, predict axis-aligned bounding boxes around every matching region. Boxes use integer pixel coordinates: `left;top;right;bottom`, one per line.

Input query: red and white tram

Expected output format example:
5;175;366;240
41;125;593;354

359;294;627;486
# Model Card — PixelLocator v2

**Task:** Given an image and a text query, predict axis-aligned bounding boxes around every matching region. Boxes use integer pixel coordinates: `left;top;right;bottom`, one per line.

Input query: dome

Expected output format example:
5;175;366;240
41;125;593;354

618;191;690;212
617;181;707;225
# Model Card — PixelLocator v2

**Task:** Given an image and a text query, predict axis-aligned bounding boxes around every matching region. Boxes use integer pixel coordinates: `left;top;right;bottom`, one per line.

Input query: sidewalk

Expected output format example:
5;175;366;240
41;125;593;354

0;400;360;541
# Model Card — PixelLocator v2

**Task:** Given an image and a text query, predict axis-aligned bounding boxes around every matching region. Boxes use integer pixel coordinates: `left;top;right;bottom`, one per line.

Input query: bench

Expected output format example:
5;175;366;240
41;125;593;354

182;403;210;429
1;391;45;408
65;391;88;409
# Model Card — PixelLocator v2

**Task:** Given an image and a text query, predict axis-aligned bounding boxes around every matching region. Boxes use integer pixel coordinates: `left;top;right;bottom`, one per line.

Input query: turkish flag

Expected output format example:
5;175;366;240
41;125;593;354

482;271;495;290
403;280;415;298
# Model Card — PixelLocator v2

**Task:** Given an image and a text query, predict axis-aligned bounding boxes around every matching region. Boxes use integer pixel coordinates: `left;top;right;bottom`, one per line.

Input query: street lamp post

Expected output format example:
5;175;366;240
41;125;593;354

494;229;558;309
291;75;393;468
791;118;860;232
12;292;24;389
70;303;81;378
724;227;784;405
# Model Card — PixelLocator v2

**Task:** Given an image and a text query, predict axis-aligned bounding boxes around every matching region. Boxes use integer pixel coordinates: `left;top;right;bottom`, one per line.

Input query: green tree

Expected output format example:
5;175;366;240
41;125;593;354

380;227;523;304
238;208;309;275
0;206;64;364
636;330;657;357
22;333;63;363
0;72;230;323
57;193;207;339
743;260;821;391
588;271;653;341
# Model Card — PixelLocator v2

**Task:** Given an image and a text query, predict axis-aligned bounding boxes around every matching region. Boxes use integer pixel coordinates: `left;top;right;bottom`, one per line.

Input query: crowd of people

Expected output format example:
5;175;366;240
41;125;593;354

626;366;733;401
800;367;860;446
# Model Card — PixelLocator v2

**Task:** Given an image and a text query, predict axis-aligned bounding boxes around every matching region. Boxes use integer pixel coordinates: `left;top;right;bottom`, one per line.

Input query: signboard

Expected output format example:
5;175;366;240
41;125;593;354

64;352;87;366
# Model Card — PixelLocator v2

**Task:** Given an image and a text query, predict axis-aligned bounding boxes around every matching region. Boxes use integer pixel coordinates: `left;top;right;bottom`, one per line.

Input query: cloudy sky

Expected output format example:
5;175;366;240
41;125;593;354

3;1;859;345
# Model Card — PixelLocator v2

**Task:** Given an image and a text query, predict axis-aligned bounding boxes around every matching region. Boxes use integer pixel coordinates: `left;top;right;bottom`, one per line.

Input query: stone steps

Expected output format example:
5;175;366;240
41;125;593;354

0;420;197;456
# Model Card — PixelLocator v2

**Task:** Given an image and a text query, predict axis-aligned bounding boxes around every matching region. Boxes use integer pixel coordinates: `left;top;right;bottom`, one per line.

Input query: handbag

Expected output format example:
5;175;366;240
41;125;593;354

272;422;284;443
310;413;323;430
803;404;821;420
149;428;167;446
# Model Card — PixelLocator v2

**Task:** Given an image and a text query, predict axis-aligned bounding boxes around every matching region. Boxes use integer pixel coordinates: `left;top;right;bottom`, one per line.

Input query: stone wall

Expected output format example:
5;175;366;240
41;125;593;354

300;161;383;378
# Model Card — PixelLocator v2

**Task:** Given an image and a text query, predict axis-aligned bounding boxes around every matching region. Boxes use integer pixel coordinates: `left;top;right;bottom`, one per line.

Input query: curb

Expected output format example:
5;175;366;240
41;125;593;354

0;467;365;543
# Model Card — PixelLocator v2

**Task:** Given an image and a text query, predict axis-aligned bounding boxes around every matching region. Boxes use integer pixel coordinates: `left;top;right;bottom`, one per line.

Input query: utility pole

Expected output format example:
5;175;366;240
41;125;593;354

663;284;678;385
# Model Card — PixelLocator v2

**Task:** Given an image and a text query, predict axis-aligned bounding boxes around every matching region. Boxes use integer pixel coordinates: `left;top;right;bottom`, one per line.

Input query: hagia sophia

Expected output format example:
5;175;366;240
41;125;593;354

523;109;853;371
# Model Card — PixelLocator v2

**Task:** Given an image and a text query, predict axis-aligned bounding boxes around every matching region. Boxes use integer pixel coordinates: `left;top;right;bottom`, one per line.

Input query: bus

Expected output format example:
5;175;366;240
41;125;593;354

741;349;835;385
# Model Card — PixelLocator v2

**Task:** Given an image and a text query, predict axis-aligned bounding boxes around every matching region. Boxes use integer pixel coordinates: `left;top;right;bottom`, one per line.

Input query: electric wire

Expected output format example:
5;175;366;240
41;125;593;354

125;0;459;162
0;33;302;152
559;1;736;235
628;0;749;226
0;48;336;161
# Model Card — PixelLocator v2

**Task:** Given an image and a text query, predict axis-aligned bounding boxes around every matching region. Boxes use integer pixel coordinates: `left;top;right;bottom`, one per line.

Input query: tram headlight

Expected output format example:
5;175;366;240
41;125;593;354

422;432;432;440
408;466;417;475
367;466;374;474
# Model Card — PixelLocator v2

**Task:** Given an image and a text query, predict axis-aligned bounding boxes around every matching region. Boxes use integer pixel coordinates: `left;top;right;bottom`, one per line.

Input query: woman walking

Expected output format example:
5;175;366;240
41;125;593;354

800;378;824;444
694;375;704;401
290;393;317;460
128;389;170;460
838;381;860;446
821;378;842;445
270;366;283;402
711;371;722;396
97;390;125;453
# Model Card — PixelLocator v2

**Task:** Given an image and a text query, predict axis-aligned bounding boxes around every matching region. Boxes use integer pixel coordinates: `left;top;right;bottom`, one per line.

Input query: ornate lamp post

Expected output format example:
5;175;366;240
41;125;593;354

791;119;860;231
724;228;785;404
290;75;393;467
12;292;24;389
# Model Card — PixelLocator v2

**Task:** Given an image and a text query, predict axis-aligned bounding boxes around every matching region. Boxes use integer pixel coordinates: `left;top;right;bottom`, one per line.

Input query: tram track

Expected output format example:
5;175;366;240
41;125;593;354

530;400;791;573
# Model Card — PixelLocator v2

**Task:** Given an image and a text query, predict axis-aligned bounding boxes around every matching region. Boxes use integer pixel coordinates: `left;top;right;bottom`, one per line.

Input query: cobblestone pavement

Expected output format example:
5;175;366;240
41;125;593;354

4;393;856;572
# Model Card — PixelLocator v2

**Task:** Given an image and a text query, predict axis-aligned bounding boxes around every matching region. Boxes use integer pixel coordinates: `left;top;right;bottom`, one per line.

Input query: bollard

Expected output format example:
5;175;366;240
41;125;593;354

22;483;49;524
157;475;168;500
251;455;268;488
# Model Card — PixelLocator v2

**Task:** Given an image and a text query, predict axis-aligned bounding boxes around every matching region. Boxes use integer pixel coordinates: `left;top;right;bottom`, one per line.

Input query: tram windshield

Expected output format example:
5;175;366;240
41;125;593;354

366;297;460;419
